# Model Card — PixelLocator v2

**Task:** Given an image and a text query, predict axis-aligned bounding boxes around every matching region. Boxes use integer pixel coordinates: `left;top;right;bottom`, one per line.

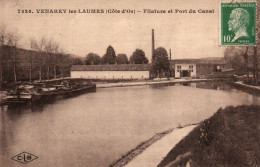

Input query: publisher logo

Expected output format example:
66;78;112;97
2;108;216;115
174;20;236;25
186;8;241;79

11;152;38;164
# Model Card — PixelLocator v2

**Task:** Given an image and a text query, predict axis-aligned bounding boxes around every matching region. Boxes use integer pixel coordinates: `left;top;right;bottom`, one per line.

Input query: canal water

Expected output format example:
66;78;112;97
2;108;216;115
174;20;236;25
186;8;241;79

0;82;260;167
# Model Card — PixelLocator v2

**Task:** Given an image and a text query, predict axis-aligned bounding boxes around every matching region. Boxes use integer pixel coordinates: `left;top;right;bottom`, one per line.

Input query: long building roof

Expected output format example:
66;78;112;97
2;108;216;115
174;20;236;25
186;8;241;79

71;64;151;71
170;57;227;64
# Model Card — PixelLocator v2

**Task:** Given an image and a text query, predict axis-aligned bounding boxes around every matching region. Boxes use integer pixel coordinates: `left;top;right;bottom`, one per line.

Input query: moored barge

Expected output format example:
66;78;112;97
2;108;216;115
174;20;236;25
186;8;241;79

3;78;96;104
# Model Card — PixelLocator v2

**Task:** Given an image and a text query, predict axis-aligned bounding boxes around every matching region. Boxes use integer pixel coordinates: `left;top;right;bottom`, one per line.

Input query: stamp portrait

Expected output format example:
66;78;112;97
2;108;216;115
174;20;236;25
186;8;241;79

221;2;256;45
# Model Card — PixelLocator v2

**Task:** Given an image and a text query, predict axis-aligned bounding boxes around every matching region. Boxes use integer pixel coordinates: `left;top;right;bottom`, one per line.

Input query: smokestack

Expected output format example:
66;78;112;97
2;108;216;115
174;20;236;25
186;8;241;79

169;49;172;60
152;29;155;63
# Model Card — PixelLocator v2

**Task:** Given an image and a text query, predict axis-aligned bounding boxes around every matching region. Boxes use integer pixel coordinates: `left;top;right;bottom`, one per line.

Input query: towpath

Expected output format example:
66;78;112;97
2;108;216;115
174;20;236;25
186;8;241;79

97;78;210;88
112;125;197;167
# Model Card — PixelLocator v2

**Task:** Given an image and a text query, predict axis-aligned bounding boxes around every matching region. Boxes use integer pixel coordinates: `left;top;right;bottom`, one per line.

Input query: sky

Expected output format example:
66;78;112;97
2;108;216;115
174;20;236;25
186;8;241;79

0;0;236;61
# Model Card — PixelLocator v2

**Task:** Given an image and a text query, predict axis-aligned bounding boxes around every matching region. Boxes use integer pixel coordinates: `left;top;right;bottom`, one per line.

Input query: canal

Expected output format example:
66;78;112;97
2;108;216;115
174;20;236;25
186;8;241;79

0;82;260;167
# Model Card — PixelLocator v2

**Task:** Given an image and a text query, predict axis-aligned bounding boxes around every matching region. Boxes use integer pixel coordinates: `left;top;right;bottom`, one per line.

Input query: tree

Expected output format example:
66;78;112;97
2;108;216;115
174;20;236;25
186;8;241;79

85;53;100;65
30;37;46;81
31;37;60;80
116;54;128;64
101;45;116;64
44;39;59;80
224;46;254;80
72;58;84;65
129;49;148;64
7;31;20;83
152;47;170;77
0;23;7;83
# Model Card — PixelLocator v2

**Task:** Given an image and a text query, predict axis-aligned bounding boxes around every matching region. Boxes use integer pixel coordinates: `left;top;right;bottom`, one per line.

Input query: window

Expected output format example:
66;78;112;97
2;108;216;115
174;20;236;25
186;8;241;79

189;65;193;69
177;66;181;69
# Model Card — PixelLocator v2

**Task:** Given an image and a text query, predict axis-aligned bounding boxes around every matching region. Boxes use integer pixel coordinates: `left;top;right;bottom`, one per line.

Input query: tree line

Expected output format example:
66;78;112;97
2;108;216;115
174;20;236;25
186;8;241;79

0;23;81;84
84;45;170;77
84;45;149;65
0;22;172;83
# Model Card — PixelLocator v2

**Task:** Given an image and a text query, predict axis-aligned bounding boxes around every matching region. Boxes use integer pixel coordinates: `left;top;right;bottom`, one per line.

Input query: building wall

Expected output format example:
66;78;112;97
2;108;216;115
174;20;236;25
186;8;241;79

196;63;232;77
196;64;216;76
175;64;196;78
71;71;150;79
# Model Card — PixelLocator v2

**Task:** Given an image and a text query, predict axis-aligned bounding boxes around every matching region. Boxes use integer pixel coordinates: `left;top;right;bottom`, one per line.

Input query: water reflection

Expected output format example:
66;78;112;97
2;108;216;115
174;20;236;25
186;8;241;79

0;82;260;167
176;81;234;91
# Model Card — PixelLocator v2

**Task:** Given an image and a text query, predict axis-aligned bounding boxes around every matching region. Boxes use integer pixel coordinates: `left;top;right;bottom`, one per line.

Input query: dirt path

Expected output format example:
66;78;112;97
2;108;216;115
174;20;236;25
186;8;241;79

111;124;197;167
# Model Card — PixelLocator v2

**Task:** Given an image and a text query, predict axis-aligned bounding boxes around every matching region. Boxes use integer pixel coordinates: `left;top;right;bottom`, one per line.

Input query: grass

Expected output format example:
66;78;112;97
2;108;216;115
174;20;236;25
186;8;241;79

158;105;260;167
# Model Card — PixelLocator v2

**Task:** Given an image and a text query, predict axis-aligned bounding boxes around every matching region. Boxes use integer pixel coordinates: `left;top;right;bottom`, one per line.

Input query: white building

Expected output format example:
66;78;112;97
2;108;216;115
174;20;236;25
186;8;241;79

175;63;196;78
71;64;151;79
171;58;232;78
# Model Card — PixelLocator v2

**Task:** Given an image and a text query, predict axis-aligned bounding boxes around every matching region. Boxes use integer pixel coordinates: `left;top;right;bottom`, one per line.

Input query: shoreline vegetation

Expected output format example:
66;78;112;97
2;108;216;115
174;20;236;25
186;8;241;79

109;123;199;167
158;105;260;167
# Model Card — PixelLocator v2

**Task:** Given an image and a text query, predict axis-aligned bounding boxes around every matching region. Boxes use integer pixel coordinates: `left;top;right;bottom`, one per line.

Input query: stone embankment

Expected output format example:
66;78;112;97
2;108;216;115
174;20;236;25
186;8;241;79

110;124;198;167
231;81;260;95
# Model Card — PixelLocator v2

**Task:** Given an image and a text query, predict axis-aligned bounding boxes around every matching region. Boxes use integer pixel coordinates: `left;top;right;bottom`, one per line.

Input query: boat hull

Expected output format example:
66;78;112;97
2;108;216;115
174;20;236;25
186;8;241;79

33;84;96;102
4;84;96;104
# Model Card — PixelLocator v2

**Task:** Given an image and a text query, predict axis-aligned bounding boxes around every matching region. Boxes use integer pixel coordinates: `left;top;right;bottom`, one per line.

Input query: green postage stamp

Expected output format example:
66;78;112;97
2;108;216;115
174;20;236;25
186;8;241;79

221;2;256;46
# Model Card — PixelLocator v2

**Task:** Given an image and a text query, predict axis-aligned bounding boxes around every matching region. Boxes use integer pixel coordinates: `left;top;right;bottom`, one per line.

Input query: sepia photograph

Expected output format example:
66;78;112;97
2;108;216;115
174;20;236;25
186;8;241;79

0;0;259;166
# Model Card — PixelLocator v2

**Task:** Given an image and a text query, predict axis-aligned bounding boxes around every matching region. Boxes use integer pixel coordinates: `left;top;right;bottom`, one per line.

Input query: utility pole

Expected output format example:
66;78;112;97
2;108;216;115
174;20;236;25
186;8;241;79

152;29;155;78
169;49;172;60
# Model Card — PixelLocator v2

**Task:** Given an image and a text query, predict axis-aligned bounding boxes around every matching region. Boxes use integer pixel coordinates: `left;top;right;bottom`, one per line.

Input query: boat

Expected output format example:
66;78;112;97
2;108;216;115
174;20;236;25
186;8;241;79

3;78;96;104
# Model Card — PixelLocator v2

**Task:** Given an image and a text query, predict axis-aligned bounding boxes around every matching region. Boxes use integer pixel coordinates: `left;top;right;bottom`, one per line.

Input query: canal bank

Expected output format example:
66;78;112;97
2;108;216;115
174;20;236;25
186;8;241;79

231;81;260;95
96;78;212;88
110;124;198;167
